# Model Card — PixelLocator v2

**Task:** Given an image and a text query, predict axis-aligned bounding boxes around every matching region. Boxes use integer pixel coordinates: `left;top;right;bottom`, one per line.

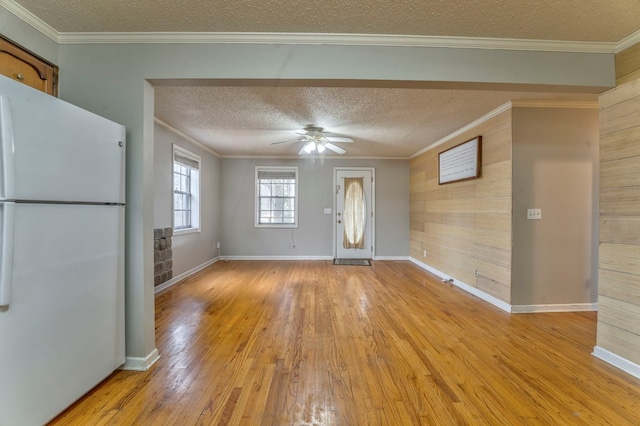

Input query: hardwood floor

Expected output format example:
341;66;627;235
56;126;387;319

51;260;640;425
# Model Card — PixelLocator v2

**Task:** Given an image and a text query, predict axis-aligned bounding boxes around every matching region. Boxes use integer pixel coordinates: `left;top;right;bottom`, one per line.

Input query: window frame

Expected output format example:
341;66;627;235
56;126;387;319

173;144;201;235
255;166;299;229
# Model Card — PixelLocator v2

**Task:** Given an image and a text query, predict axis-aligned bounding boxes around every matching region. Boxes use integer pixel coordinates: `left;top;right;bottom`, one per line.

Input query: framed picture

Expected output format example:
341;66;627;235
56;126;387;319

438;136;482;185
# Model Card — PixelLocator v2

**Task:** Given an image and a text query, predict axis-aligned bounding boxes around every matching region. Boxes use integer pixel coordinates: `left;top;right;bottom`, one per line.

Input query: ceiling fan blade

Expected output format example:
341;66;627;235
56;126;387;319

271;139;302;145
324;143;346;154
325;136;353;143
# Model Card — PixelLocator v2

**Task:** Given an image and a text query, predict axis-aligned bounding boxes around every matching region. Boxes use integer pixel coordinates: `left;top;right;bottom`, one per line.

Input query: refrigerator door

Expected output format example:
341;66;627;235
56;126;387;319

0;75;125;204
0;202;125;425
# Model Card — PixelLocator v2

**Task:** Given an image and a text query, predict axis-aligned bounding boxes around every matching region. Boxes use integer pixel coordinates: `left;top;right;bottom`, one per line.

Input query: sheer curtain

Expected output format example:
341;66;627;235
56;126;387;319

343;177;366;249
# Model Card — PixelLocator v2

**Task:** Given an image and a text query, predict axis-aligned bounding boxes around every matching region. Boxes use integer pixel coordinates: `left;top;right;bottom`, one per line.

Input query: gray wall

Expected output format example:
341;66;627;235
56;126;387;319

511;107;600;305
221;158;409;258
154;124;221;277
2;3;616;361
0;9;59;64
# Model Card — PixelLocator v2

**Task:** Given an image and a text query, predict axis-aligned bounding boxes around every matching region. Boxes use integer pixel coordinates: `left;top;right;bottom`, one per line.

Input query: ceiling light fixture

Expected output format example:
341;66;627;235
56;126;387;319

303;141;316;153
316;143;326;153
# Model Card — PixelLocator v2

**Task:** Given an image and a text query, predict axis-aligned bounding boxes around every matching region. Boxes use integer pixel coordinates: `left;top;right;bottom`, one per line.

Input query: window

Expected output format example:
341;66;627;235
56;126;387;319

255;166;298;228
173;145;200;233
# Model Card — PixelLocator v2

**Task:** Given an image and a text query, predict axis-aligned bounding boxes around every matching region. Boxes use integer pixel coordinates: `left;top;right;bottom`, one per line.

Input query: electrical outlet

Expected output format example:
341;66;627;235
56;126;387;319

475;270;479;277
527;208;542;220
423;250;427;257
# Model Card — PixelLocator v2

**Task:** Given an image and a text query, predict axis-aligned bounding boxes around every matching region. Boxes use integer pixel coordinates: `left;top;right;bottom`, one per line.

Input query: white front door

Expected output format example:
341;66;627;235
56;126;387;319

335;169;374;259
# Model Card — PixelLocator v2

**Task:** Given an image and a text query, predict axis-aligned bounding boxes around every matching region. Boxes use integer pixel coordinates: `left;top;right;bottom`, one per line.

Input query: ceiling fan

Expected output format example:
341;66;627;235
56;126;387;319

271;126;353;155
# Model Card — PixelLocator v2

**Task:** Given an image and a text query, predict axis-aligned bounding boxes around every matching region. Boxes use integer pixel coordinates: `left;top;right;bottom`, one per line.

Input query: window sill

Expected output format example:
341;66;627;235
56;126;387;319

174;227;201;236
254;224;298;229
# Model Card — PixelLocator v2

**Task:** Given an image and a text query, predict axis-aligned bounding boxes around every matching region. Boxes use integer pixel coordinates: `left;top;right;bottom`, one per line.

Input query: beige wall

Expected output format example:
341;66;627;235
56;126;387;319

511;107;599;306
597;43;640;366
410;110;513;302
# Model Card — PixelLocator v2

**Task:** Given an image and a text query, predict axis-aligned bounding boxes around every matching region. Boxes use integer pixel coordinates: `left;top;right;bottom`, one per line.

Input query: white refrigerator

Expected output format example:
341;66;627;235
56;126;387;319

0;75;126;425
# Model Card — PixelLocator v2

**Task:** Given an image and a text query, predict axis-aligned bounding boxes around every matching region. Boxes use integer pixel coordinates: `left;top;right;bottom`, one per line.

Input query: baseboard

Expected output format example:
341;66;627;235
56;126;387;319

592;346;640;380
221;255;334;261
121;348;160;371
512;303;598;313
409;257;512;313
154;257;220;294
373;256;410;261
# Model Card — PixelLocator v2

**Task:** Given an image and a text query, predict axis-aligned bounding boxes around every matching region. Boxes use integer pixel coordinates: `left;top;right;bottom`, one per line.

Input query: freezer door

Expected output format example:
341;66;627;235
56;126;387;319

0;75;125;204
0;203;125;425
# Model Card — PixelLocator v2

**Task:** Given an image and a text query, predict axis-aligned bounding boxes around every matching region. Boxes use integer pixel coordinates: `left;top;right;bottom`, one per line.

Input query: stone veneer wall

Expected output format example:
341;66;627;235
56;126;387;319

154;227;173;286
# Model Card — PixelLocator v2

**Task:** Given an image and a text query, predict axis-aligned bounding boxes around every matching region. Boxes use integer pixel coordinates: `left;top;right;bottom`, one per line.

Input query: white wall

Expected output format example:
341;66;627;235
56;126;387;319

511;107;600;305
154;124;221;276
221;158;409;258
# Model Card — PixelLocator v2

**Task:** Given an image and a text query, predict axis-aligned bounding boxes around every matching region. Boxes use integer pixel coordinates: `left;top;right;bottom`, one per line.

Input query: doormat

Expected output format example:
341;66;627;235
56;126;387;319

333;259;371;266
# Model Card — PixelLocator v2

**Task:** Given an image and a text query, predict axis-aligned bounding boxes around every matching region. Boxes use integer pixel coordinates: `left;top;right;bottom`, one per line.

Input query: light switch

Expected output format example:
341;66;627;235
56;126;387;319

324;208;332;215
527;208;542;220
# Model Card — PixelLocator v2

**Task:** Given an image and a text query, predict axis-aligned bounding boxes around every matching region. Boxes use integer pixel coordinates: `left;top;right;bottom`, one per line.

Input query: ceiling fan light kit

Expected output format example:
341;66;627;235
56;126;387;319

273;126;354;156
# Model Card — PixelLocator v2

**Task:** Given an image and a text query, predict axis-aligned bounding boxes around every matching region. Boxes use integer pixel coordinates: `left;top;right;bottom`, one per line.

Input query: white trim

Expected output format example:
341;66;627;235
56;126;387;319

409;257;512;313
121;348;160;371
222;256;334;261
616;28;640;53
255;166;299;229
173;227;200;236
155;117;221;158
223;155;409;160
154;257;219;294
173;144;201;233
510;100;599;109
333;167;376;259
374;256;410;261
592;346;640;380
511;303;598;313
410;99;601;159
0;1;59;42
1;1;632;54
410;102;512;159
53;31;616;53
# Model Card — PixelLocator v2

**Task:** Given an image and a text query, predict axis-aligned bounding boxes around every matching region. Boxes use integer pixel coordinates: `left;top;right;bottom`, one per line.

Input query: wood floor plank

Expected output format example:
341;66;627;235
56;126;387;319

50;260;640;425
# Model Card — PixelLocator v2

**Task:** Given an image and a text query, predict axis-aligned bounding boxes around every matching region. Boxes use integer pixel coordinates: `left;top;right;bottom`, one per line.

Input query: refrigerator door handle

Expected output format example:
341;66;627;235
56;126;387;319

0;96;16;201
0;202;15;306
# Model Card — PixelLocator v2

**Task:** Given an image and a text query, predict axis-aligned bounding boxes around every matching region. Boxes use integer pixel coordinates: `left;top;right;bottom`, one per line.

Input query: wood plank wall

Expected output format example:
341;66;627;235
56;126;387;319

616;42;640;86
409;110;512;302
598;44;640;365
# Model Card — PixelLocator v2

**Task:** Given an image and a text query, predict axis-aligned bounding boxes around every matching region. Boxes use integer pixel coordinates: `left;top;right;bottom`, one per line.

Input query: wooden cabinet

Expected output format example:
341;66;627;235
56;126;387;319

0;36;58;96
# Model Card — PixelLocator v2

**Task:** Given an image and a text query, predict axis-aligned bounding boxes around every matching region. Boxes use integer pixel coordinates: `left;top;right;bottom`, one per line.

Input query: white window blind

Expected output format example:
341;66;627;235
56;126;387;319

255;167;298;228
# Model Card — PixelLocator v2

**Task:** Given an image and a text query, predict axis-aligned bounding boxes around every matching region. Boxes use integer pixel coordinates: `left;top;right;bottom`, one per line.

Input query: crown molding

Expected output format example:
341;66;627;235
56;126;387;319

0;1;58;41
154;117;221;158
616;29;640;53
510;100;599;109
221;154;409;160
56;31;616;53
2;0;632;54
410;102;513;159
409;99;600;159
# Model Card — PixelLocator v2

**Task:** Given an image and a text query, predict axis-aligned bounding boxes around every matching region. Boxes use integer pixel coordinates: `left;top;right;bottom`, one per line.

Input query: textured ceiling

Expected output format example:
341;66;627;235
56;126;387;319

11;0;640;42
154;85;597;157
8;0;638;157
